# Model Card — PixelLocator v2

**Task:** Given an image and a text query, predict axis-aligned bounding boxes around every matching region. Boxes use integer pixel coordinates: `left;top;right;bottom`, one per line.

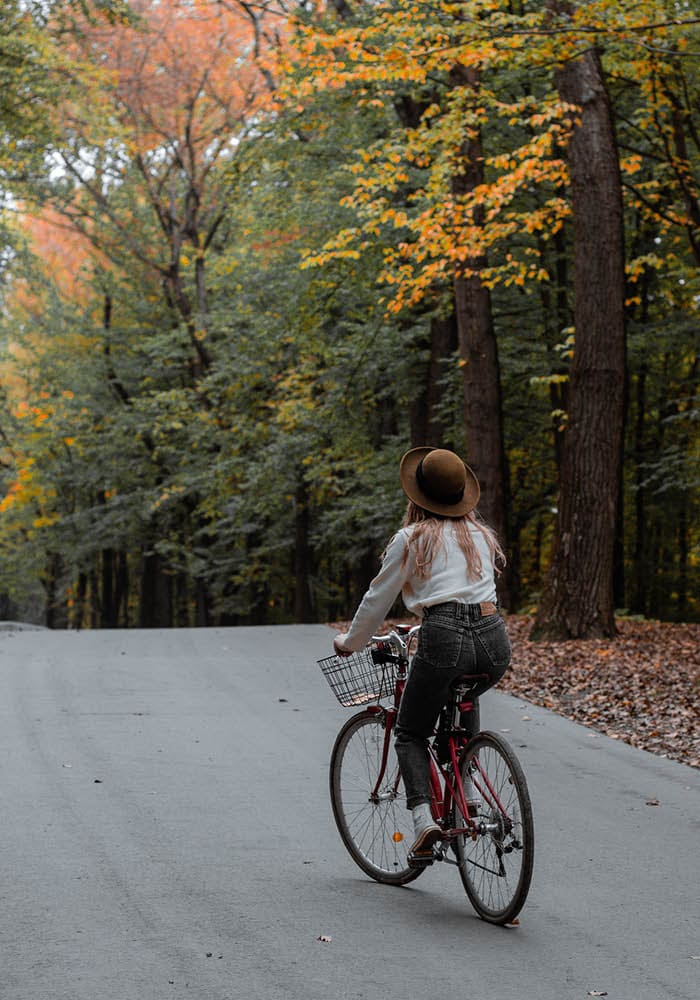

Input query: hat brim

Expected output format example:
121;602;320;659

399;447;480;517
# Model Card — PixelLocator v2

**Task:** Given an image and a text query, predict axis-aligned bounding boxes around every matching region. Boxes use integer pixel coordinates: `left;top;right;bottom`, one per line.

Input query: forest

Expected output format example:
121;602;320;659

0;0;697;637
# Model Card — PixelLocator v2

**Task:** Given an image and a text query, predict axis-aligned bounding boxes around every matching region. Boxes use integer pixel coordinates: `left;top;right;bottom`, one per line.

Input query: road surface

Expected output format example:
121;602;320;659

0;625;698;1000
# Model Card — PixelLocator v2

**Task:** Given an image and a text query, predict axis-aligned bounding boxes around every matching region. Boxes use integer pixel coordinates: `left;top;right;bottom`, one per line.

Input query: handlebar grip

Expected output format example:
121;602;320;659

371;647;400;666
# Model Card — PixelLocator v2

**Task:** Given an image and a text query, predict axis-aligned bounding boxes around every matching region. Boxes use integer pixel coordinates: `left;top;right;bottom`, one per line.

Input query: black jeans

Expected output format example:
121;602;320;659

395;602;511;809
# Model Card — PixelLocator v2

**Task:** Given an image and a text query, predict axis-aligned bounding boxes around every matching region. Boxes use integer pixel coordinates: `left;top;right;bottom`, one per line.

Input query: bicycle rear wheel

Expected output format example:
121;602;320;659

454;732;534;924
329;710;422;885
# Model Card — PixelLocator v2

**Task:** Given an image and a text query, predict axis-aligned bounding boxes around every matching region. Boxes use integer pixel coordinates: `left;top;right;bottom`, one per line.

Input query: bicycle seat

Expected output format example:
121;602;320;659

395;623;417;636
449;673;490;691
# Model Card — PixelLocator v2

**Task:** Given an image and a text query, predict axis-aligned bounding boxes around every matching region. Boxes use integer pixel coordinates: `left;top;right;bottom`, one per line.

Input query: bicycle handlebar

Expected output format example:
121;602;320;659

369;625;421;656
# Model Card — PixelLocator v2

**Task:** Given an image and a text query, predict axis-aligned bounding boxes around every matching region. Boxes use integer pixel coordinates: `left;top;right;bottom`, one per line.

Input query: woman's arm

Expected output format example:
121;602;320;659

335;531;410;653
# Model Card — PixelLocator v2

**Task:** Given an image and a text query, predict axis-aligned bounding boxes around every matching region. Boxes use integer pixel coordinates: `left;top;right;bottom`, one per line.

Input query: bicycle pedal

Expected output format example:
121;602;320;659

407;849;436;869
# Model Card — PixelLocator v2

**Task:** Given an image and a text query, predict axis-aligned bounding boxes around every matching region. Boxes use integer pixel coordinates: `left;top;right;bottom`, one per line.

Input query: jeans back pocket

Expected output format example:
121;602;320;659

473;619;511;671
419;619;463;671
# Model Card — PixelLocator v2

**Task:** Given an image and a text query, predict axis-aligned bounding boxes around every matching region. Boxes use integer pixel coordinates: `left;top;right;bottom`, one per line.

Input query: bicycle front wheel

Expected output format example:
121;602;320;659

455;732;534;924
329;710;422;886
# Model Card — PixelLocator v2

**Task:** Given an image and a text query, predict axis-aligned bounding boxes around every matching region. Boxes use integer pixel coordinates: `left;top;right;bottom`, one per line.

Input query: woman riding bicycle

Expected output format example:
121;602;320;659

333;446;511;857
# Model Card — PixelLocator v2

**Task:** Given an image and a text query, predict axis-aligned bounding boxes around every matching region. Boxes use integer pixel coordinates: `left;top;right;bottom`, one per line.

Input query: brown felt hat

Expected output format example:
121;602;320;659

399;447;480;517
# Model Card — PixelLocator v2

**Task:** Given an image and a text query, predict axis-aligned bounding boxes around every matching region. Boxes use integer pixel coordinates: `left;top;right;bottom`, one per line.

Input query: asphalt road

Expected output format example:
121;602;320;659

0;624;698;1000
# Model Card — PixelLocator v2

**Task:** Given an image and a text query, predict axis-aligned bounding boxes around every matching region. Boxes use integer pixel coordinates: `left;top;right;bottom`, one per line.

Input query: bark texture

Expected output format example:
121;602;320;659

451;67;510;604
533;48;626;639
409;312;458;447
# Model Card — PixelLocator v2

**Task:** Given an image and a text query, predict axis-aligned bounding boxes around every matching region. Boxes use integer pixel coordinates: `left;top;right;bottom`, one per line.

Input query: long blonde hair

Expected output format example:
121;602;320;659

400;501;505;581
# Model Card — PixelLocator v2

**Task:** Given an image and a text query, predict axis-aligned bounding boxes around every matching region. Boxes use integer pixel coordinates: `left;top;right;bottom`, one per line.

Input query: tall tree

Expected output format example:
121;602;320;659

449;66;509;583
533;44;627;639
286;5;569;589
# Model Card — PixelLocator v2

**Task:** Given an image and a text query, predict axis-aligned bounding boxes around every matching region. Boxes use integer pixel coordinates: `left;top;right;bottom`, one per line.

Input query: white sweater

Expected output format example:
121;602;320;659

341;522;498;652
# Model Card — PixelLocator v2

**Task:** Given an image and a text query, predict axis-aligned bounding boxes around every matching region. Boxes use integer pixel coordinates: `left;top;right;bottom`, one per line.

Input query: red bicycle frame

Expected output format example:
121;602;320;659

368;664;512;834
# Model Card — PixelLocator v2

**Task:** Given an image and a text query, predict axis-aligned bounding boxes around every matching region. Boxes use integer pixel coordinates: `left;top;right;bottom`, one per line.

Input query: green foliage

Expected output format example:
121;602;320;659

0;0;697;626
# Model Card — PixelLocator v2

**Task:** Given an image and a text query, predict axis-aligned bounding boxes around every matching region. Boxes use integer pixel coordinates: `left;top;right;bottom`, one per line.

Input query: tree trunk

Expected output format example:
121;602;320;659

534;518;545;583
668;86;700;268
613;364;629;611
294;480;313;622
89;570;99;628
115;551;129;627
96;489;118;628
72;572;88;630
450;66;510;606
44;552;68;628
613;463;626;611
175;571;190;627
630;364;647;614
395;65;509;588
393;74;459;452
100;546;117;628
409;312;459;447
453;271;507;542
0;592;17;620
551;224;571;468
533;47;626;639
195;579;211;627
139;551;173;628
166;263;212;377
677;503;688;621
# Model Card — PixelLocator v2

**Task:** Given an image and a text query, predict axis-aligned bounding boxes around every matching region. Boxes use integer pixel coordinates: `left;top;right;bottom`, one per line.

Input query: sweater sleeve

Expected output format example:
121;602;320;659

342;531;411;651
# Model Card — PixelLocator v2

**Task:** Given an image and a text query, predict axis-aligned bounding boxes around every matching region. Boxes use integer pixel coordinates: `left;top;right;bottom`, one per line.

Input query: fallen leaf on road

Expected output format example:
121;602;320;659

317;935;332;943
645;798;660;806
62;763;72;768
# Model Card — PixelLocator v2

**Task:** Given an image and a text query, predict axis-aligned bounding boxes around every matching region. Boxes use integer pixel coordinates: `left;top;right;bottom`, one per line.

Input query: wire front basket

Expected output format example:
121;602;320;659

317;647;397;707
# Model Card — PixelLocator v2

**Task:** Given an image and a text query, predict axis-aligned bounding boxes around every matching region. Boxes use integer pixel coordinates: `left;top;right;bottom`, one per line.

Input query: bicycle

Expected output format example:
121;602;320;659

318;625;534;925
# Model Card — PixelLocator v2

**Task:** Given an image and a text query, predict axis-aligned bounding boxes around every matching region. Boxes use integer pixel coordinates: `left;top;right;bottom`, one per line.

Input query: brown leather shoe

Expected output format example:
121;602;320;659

409;824;443;855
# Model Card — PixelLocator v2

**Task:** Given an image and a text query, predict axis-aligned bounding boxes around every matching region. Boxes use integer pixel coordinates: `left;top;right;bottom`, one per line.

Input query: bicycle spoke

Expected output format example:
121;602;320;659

455;733;534;924
330;712;420;885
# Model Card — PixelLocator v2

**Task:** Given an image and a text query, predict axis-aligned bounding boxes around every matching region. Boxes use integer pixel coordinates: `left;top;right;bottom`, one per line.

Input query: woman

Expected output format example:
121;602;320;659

333;447;511;856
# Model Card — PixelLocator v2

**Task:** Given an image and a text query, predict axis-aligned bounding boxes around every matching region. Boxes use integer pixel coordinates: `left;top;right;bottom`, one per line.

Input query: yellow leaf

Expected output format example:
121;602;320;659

33;514;59;529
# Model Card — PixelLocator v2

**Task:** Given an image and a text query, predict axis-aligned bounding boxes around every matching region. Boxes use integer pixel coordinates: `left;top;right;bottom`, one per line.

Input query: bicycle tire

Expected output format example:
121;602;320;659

454;731;534;924
329;710;423;886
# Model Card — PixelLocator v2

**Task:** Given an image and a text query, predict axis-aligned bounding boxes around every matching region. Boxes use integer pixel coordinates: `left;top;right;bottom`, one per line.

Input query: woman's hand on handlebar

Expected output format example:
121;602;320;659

333;633;353;657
